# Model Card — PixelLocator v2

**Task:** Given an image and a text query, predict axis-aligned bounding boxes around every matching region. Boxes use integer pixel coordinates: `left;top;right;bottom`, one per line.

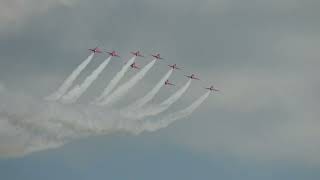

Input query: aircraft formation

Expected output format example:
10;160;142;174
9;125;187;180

9;46;221;156
88;47;219;93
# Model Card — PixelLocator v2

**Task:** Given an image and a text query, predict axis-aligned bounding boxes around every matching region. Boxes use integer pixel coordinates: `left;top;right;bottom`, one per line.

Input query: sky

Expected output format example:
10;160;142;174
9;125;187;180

0;0;320;179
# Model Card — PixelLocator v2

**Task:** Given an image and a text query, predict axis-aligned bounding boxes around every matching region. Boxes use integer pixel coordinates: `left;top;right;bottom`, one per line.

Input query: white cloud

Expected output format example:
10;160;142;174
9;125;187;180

0;0;78;26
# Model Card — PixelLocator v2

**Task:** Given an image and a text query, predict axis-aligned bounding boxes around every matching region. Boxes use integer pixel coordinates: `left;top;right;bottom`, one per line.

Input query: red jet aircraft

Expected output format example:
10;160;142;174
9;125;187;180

185;74;200;80
206;86;219;92
130;62;140;69
88;47;103;54
131;51;144;57
107;50;120;57
168;64;181;70
152;53;163;60
165;80;175;86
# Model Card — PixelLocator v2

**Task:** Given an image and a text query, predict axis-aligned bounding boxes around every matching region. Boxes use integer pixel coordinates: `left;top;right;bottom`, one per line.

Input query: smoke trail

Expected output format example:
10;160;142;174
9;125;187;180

99;59;156;106
160;79;191;107
0;90;208;157
138;91;210;132
75;91;210;135
123;79;192;119
45;53;94;101
61;56;111;104
0;90;126;157
94;57;136;104
125;69;173;111
0;62;210;158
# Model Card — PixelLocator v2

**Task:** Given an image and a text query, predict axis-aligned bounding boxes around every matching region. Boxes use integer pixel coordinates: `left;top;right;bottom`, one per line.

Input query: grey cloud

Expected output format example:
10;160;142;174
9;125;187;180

0;0;319;163
0;82;5;93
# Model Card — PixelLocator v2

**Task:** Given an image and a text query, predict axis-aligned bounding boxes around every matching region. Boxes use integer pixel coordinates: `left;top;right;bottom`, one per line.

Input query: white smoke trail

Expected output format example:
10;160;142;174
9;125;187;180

123;79;192;119
0;90;208;157
0;60;210;158
99;59;156;106
0;90;124;157
94;57;136;104
160;79;191;107
50;91;209;136
139;91;210;132
61;56;111;104
125;69;173;111
45;53;94;101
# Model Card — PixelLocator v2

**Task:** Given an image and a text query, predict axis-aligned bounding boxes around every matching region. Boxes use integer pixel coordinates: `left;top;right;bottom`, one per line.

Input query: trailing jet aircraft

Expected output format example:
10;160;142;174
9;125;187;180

206;86;219;92
88;47;102;54
107;50;120;57
168;64;181;70
165;80;175;86
185;74;200;80
152;53;163;60
130;62;140;69
131;51;144;57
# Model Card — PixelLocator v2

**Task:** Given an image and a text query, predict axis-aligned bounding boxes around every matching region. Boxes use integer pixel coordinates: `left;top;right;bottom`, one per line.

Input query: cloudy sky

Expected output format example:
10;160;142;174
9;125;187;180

1;0;320;179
